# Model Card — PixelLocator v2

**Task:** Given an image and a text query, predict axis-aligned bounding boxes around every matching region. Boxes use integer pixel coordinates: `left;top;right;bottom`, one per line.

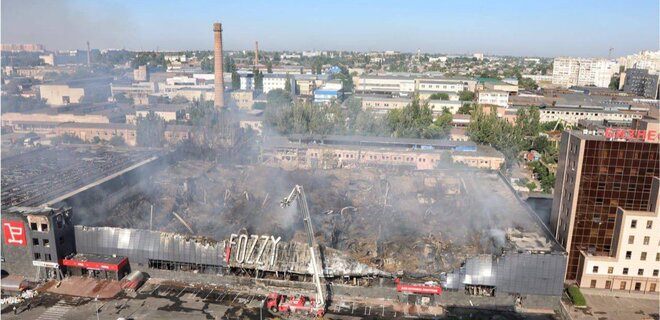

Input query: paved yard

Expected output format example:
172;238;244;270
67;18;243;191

564;293;659;320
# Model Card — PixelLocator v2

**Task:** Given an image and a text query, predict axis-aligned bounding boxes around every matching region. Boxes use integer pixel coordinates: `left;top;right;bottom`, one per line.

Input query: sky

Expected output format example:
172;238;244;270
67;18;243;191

2;0;658;58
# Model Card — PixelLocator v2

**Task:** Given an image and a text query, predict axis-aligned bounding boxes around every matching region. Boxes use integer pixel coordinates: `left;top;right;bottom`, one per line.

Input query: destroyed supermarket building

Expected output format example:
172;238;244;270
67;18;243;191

2;205;566;299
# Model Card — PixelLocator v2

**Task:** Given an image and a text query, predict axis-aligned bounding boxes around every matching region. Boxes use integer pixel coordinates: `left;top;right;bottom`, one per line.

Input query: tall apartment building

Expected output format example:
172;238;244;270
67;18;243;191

622;68;659;99
619;50;660;74
552;57;619;88
550;130;660;280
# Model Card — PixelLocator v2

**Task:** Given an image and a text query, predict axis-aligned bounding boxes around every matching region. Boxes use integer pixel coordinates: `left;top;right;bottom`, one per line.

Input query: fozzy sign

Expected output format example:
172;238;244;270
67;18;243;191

227;233;281;267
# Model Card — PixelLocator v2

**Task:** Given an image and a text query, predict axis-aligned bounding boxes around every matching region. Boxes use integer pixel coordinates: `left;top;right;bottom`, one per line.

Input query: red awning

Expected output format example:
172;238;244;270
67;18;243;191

62;256;128;272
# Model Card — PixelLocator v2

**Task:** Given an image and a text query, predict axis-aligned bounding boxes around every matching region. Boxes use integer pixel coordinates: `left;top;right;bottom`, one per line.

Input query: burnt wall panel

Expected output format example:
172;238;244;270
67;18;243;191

446;252;567;296
74;226;228;269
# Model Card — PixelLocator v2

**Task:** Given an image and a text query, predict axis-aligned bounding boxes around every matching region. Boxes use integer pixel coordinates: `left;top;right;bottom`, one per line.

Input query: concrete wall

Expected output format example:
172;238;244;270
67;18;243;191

40;85;85;106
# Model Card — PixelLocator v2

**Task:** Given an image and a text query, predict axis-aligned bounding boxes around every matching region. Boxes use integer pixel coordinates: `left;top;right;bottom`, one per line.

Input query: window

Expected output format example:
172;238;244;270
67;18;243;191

40;223;48;232
620;281;627;290
628;235;635;244
638;269;644;276
653;270;659;277
651;283;657;292
623;268;629;275
592;266;599;273
647;221;653;229
657;253;660;261
613;182;621;190
634;282;642;291
628;185;636;192
641;252;647;260
625;251;632;259
43;239;50;247
595;198;604;205
30;223;38;231
590;280;597;288
607;267;613;274
32;238;39;246
597;183;605;190
631;220;637;228
643;236;650;245
34;253;41;260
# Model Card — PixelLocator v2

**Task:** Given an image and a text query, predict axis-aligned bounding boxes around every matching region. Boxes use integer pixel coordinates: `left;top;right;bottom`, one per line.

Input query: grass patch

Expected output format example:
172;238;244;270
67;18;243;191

567;285;587;307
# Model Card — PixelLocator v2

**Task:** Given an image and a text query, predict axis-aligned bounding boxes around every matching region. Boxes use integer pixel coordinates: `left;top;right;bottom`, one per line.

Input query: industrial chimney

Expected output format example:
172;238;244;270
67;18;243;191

86;41;91;68
255;41;259;67
213;22;225;109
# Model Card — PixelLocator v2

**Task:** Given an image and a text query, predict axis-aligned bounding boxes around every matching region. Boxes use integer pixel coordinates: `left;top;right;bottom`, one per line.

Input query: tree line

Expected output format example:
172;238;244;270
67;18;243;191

264;89;453;139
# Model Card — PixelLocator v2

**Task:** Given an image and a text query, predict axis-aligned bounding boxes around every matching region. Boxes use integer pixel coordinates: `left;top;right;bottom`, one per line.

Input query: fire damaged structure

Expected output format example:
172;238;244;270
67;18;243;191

1;146;164;211
262;135;505;171
444;232;567;296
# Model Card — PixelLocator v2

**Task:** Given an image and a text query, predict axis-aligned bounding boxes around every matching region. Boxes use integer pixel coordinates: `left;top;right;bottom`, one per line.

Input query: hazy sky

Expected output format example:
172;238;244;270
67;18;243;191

2;0;658;57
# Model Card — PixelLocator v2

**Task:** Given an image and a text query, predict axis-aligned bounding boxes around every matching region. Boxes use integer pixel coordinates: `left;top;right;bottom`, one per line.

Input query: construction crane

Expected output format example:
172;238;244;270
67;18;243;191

265;185;325;317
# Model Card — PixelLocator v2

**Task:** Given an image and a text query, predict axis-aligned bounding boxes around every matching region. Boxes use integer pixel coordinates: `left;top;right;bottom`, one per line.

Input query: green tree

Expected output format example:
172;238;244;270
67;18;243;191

109;135;125;146
386;98;447;138
51;133;84;145
429;93;449;100
284;74;292;93
114;93;133;104
457;103;475;115
458;90;475;101
609;74;620;90
231;71;240;89
136;111;165;147
267;61;273;73
467;105;523;162
171;95;189;104
254;69;264;91
519;77;539;91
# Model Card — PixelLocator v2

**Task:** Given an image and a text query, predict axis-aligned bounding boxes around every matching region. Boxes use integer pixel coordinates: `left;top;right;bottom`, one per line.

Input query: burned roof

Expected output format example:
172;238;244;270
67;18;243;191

1;146;162;209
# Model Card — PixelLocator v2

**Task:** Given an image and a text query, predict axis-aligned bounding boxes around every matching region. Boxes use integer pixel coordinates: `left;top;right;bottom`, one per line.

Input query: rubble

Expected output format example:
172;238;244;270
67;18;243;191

91;161;555;275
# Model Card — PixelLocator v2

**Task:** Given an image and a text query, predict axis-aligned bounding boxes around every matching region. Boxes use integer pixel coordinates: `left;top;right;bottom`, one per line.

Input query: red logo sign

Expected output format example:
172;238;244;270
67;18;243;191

3;221;27;246
604;128;658;142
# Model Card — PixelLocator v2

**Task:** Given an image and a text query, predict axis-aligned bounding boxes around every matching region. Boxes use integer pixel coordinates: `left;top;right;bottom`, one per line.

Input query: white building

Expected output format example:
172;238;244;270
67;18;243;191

477;91;509;107
576;178;659;294
539;106;643;125
552;57;619;88
473;53;484;61
428;100;463;114
522;74;553;82
619;50;660;74
240;75;254;91
354;74;476;97
263;74;288;93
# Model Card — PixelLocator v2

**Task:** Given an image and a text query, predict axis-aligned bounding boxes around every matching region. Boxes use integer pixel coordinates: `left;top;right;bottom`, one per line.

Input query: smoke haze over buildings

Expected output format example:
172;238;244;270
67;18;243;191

2;0;658;57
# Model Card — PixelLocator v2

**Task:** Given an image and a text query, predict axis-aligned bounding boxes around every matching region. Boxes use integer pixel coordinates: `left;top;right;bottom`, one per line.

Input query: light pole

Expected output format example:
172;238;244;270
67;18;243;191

94;295;100;320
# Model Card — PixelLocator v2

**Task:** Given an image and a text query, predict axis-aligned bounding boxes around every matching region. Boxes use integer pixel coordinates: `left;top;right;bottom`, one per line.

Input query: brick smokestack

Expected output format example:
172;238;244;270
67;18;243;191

213;22;225;109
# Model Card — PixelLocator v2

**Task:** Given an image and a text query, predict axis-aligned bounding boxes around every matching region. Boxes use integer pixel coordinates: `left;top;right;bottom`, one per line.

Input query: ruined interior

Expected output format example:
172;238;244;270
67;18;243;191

80;158;554;275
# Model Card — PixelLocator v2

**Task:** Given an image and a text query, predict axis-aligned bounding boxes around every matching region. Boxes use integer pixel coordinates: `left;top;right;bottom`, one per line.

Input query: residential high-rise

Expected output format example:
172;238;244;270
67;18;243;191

213;22;225;109
552;57;619;88
622;68;659;99
550;126;660;280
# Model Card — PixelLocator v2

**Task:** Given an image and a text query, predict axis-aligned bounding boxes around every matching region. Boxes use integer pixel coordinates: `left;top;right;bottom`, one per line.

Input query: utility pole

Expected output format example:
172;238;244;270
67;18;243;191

150;204;153;230
86;41;91;68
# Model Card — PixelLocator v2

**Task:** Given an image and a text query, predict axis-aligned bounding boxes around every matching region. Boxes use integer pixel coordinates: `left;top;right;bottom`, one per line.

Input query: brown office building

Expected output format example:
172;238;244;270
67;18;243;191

551;129;659;280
